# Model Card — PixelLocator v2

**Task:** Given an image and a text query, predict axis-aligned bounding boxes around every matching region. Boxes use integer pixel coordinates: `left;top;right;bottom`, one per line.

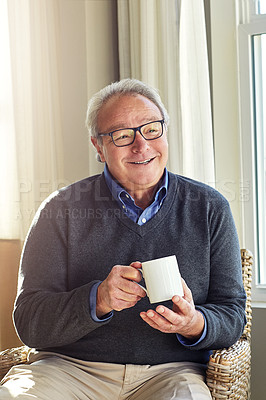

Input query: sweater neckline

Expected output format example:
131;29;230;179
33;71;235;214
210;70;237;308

100;172;178;237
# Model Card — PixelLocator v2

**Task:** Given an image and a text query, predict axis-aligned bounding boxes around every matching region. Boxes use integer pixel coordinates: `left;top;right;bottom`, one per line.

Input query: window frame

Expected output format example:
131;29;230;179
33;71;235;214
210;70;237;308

238;15;266;304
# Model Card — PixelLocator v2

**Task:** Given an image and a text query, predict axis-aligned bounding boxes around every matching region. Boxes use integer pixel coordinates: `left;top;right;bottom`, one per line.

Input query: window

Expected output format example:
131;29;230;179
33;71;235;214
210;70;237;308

253;33;266;285
238;2;266;303
0;0;20;239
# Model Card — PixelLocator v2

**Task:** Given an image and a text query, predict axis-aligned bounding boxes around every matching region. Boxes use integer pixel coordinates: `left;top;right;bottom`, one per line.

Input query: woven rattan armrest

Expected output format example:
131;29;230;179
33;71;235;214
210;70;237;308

206;249;253;399
206;336;251;399
0;346;30;381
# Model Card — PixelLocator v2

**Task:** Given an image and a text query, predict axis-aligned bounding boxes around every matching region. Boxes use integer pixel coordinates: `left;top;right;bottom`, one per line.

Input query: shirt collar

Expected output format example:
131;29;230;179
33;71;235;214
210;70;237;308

104;164;168;207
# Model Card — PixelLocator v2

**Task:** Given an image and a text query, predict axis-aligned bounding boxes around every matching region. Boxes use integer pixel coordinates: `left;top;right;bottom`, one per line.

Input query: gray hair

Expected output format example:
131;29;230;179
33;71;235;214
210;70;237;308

85;78;169;143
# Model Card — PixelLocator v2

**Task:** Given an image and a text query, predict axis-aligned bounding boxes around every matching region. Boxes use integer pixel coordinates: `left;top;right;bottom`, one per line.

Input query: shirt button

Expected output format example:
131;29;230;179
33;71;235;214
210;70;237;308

142;217;147;224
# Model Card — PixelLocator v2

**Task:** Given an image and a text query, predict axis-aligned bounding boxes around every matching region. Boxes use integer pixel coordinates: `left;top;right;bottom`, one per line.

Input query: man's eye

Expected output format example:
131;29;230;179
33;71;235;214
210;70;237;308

115;133;130;141
121;134;131;139
146;128;159;135
113;131;133;141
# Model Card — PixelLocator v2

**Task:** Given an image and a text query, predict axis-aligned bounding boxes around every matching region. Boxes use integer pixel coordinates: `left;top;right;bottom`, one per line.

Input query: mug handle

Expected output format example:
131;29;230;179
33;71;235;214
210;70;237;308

136;268;147;293
136;283;147;293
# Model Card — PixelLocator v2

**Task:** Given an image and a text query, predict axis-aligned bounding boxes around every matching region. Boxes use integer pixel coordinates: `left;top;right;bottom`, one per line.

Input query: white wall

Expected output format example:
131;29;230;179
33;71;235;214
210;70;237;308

58;0;89;184
85;0;119;176
210;0;242;239
58;0;119;184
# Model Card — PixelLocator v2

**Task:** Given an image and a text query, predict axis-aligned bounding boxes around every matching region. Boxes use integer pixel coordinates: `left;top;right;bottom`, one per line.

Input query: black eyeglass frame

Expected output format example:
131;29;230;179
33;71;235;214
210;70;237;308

98;119;165;147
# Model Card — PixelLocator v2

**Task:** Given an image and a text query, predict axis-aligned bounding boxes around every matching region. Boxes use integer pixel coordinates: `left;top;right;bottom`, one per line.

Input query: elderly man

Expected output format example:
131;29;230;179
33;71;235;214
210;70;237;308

0;79;246;399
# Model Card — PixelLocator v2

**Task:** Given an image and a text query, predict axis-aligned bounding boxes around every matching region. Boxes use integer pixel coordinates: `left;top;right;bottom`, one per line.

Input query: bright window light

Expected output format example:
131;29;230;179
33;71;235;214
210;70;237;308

0;0;20;239
258;0;266;13
253;33;266;284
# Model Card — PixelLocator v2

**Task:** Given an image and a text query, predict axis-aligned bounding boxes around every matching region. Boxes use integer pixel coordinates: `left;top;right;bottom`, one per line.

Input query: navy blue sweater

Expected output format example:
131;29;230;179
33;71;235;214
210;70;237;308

14;172;246;365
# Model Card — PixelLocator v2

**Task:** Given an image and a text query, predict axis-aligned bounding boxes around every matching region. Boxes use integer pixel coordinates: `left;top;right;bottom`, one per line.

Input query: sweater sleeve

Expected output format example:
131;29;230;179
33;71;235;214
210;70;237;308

13;193;112;349
186;195;246;351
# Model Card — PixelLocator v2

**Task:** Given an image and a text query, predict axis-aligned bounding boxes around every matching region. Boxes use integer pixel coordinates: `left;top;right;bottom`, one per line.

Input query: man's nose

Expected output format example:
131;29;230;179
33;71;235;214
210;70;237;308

131;130;149;151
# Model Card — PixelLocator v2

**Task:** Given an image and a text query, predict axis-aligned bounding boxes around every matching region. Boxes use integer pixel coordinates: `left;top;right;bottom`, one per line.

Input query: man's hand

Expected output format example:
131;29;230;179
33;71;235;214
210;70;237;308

140;278;204;341
96;261;146;318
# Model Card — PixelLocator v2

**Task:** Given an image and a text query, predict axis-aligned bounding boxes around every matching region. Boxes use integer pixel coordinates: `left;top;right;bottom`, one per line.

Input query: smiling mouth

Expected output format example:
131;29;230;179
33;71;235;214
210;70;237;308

130;157;155;165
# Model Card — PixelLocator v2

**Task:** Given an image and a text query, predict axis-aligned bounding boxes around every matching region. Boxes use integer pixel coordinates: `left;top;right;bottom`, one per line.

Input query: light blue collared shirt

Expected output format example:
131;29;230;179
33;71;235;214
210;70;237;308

104;164;168;225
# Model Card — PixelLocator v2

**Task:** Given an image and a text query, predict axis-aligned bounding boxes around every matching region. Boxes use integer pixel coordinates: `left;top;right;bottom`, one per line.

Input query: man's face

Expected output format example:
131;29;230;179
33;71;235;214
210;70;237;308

92;94;168;195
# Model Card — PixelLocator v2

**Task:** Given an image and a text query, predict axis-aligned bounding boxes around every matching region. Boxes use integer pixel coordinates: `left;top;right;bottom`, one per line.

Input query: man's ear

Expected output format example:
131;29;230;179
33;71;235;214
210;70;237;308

91;137;106;163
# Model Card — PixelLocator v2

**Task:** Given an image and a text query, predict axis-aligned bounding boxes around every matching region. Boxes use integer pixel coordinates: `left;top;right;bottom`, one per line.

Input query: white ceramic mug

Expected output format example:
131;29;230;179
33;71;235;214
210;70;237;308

139;255;184;304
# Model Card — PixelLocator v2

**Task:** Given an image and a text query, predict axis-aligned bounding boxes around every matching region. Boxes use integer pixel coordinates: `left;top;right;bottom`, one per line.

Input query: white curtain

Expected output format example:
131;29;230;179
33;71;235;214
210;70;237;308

0;0;64;240
117;0;215;185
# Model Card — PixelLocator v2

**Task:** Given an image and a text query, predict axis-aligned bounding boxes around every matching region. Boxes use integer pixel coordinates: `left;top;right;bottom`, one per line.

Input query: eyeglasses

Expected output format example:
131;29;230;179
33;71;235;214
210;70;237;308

98;119;165;147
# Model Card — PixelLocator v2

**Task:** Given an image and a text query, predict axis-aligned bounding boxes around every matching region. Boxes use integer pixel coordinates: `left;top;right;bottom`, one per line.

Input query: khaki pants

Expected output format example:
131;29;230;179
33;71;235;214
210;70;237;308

0;351;212;400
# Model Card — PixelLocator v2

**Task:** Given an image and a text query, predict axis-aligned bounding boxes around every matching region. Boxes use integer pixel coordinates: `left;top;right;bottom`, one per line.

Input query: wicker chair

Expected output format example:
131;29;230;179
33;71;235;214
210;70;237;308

206;249;253;399
0;249;253;399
